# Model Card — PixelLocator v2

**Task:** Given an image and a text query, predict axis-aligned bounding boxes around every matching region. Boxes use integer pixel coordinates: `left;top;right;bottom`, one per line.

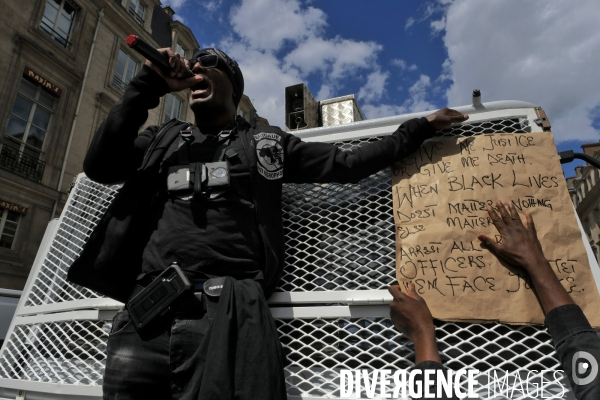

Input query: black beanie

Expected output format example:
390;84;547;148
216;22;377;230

191;48;244;107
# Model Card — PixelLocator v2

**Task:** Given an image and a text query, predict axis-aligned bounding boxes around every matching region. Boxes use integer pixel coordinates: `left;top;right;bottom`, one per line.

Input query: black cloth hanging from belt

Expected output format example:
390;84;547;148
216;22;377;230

174;276;287;400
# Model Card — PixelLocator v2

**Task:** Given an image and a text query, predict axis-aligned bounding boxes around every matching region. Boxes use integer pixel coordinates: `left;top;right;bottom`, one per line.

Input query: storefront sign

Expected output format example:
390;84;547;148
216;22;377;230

0;199;28;215
23;67;63;97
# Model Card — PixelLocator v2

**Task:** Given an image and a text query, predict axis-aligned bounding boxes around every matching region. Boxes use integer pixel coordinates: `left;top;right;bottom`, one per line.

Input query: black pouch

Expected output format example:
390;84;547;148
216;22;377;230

127;264;191;329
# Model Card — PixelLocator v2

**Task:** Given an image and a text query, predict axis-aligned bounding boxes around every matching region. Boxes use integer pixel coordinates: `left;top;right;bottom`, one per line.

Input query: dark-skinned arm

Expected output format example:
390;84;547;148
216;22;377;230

478;200;600;399
84;49;201;184
389;284;457;399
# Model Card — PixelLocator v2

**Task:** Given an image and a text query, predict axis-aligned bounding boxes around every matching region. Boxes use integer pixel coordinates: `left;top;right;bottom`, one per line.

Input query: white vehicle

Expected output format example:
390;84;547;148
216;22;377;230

0;95;595;399
0;290;21;348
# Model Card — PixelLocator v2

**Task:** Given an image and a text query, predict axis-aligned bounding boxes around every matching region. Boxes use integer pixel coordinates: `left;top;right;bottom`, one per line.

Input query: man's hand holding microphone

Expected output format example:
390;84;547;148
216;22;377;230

127;34;201;92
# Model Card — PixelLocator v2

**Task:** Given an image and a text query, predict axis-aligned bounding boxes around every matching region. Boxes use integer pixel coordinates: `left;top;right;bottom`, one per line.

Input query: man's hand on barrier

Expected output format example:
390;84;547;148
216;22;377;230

389;283;441;363
477;200;547;272
425;108;469;131
477;200;574;313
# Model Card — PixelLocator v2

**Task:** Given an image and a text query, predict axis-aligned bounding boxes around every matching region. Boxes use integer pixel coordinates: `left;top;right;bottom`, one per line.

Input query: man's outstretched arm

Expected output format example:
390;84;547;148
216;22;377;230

284;108;468;184
478;200;600;399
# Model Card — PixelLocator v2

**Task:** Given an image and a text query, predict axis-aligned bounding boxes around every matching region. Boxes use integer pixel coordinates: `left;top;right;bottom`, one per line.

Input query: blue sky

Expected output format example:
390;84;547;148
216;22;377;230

163;0;600;177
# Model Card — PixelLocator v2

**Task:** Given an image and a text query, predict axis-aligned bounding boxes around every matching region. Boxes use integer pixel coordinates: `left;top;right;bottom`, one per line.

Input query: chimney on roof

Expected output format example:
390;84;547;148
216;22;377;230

163;6;175;18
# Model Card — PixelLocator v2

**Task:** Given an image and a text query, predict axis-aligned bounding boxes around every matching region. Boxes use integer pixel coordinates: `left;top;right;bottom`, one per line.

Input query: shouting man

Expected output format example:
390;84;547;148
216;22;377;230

69;47;468;399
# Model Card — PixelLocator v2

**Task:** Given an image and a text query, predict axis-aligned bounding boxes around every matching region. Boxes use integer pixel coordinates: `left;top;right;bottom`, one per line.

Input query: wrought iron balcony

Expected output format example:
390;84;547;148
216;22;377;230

0;145;46;182
39;21;72;49
128;8;145;25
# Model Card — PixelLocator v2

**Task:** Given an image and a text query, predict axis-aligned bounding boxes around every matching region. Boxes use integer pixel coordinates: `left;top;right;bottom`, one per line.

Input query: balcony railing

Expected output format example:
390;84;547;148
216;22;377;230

0;145;46;182
39;20;72;49
128;7;145;25
112;75;129;92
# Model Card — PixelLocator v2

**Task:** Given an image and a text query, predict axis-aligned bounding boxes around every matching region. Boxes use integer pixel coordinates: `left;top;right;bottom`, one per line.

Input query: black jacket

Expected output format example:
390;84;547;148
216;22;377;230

68;65;436;301
546;304;600;399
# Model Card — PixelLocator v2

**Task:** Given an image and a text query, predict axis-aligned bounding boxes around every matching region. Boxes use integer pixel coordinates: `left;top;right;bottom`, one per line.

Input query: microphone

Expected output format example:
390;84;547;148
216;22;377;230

126;34;193;79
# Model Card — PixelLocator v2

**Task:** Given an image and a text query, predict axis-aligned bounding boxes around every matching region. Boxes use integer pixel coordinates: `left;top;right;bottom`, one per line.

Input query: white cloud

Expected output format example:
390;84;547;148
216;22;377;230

391;58;417;71
406;74;436;112
430;17;445;35
173;14;187;24
230;0;327;52
203;0;222;13
283;36;382;80
161;0;188;8
222;0;390;126
361;74;436;119
441;0;600;143
437;58;452;82
362;104;406;120
160;0;188;22
404;0;451;33
220;40;302;127
316;84;334;101
391;59;407;69
358;70;389;103
422;3;437;20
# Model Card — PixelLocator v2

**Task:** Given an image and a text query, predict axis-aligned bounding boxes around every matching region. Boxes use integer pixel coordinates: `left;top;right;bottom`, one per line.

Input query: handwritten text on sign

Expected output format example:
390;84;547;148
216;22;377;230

392;132;600;326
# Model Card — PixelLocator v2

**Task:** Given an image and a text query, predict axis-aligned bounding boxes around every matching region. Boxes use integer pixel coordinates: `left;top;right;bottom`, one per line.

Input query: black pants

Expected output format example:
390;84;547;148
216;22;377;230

102;278;287;400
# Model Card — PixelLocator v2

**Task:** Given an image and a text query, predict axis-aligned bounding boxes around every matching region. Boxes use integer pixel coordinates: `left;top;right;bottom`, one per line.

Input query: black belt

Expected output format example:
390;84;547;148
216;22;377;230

192;279;208;292
128;279;207;300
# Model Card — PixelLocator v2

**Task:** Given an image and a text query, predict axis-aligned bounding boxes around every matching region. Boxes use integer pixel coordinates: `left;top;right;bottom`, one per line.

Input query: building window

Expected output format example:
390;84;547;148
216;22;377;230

113;49;138;91
40;0;78;48
2;79;57;182
0;209;20;250
175;43;186;58
128;0;145;25
164;93;181;123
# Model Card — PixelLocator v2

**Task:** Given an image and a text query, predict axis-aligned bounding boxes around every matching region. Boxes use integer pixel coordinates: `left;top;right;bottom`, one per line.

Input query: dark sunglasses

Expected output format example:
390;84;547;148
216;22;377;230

188;54;220;70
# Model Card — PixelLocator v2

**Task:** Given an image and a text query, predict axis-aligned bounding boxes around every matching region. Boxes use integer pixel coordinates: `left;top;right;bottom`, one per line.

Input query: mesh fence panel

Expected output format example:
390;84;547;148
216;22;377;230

0;320;109;385
24;179;121;307
0;116;573;399
279;317;567;399
278;118;530;292
0;317;567;399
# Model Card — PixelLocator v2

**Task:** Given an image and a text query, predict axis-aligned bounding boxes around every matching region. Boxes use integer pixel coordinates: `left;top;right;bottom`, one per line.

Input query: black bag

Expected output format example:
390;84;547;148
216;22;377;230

67;119;188;302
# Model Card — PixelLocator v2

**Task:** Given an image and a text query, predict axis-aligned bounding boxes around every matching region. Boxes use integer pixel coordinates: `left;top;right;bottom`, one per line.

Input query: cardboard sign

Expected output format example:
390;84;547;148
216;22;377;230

392;132;600;326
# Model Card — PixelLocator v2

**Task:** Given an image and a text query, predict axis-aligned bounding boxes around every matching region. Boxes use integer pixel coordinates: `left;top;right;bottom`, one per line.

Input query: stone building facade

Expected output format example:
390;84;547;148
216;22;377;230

566;142;600;263
0;0;203;290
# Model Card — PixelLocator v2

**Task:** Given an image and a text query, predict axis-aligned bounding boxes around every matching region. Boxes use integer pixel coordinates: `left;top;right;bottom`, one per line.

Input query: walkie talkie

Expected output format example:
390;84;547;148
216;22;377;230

127;263;191;329
126;34;194;79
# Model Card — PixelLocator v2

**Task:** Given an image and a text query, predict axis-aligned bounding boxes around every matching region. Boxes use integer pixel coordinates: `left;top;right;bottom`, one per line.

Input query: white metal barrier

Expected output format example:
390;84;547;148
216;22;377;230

0;101;592;399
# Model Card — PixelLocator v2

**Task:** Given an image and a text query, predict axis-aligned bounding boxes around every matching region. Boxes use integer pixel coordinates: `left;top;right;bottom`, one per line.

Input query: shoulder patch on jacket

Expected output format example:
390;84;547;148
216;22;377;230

253;132;284;180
